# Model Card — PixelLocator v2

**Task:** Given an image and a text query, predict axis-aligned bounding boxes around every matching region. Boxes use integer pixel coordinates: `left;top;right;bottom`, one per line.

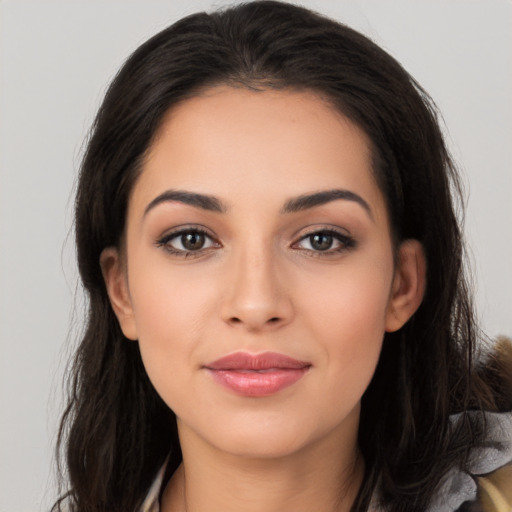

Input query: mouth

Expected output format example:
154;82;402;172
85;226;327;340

204;351;311;397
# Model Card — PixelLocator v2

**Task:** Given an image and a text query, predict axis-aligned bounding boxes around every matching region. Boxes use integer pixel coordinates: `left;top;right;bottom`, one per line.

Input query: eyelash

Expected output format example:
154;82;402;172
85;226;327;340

155;227;356;258
155;227;219;258
292;229;356;256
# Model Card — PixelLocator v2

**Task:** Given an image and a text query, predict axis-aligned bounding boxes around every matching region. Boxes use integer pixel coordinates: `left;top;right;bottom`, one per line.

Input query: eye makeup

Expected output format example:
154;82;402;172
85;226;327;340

154;223;357;260
292;228;357;256
155;225;220;258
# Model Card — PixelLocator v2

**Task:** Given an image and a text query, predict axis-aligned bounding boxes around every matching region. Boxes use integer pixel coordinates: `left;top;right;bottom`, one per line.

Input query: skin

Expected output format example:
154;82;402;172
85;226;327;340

101;86;426;511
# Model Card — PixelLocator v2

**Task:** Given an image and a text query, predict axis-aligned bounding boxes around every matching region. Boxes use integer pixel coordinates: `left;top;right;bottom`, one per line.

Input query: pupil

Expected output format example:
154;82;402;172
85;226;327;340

182;232;205;250
311;233;332;251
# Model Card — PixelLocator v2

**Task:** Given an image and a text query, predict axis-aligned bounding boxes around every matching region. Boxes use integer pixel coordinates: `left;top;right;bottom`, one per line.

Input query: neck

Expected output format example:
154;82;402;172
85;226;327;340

161;413;364;512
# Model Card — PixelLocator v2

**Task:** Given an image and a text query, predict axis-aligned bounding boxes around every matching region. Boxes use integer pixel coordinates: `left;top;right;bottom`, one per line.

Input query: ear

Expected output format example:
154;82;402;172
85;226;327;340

100;247;138;340
385;239;426;332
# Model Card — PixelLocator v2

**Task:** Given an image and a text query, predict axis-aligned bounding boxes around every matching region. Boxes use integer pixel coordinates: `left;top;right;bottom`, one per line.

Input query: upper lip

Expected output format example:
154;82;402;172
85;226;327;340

205;351;311;371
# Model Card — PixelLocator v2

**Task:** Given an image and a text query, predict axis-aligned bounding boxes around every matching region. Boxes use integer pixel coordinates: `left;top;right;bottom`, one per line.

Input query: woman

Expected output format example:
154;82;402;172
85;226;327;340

54;1;512;511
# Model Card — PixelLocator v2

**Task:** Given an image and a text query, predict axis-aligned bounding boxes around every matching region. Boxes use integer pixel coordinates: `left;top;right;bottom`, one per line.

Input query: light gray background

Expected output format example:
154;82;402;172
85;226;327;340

0;1;510;510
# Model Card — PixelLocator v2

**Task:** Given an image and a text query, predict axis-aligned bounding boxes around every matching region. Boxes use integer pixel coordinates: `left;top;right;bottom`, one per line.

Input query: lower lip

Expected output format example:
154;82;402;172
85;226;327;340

207;368;309;397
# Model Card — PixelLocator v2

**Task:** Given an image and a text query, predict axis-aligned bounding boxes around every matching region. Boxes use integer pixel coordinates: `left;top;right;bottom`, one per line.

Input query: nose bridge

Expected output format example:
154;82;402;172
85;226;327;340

221;238;292;330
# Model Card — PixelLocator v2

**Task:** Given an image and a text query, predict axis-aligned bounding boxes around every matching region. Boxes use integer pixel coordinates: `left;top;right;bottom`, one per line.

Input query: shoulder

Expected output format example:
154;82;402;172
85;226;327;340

368;411;512;512
477;462;512;512
430;411;512;512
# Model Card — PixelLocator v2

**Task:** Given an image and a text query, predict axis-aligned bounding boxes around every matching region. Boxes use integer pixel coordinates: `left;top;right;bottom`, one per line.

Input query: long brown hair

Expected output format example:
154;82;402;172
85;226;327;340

54;2;510;511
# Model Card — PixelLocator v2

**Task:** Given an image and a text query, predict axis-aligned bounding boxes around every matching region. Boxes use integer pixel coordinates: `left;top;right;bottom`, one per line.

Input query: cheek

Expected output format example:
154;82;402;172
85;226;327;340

129;253;217;336
300;254;394;379
126;260;218;405
305;254;393;330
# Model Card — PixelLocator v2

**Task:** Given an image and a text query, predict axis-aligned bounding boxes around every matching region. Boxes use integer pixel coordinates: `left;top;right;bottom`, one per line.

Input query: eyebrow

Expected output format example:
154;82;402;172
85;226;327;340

144;188;372;219
281;189;373;219
144;190;226;216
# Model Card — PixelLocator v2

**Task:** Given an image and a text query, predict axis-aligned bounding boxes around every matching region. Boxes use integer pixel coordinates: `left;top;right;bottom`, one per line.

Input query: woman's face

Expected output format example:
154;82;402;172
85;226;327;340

103;86;424;459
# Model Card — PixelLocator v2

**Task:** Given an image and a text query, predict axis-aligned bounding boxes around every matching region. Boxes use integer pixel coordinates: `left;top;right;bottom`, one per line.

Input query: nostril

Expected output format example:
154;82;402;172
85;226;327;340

229;316;280;325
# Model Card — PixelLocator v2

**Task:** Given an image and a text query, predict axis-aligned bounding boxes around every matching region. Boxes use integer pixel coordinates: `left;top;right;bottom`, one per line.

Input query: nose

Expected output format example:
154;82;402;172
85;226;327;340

220;247;293;332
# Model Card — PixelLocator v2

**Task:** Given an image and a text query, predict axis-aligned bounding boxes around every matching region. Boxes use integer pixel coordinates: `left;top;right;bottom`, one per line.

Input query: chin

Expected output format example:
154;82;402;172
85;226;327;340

214;429;311;459
184;409;350;461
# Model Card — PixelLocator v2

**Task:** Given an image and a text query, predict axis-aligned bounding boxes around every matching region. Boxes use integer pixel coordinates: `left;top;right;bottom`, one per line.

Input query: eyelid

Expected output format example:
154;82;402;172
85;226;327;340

291;225;356;254
155;224;221;256
154;223;355;258
290;224;353;243
294;224;352;238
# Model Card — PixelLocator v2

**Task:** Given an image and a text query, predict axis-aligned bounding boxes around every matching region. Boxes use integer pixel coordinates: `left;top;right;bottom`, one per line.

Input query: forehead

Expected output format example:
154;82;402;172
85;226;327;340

132;86;386;221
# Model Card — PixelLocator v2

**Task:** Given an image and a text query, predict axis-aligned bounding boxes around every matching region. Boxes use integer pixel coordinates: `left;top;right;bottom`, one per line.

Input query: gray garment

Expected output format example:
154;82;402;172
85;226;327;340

428;412;512;512
369;411;512;512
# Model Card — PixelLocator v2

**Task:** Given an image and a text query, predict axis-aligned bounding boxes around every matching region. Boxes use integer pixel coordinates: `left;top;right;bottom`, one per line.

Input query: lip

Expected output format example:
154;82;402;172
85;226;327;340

204;351;311;397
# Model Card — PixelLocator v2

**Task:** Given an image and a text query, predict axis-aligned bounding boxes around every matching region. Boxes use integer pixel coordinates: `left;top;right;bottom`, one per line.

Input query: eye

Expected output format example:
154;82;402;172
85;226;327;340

294;229;355;254
156;227;219;255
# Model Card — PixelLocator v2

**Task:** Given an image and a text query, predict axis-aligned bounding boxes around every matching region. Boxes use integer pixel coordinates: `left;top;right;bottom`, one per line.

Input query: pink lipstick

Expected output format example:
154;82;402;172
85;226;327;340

204;352;311;397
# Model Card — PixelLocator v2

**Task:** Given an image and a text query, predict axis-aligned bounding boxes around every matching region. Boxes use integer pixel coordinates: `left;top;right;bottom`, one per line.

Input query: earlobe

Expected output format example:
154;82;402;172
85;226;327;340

385;240;427;333
100;247;138;340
